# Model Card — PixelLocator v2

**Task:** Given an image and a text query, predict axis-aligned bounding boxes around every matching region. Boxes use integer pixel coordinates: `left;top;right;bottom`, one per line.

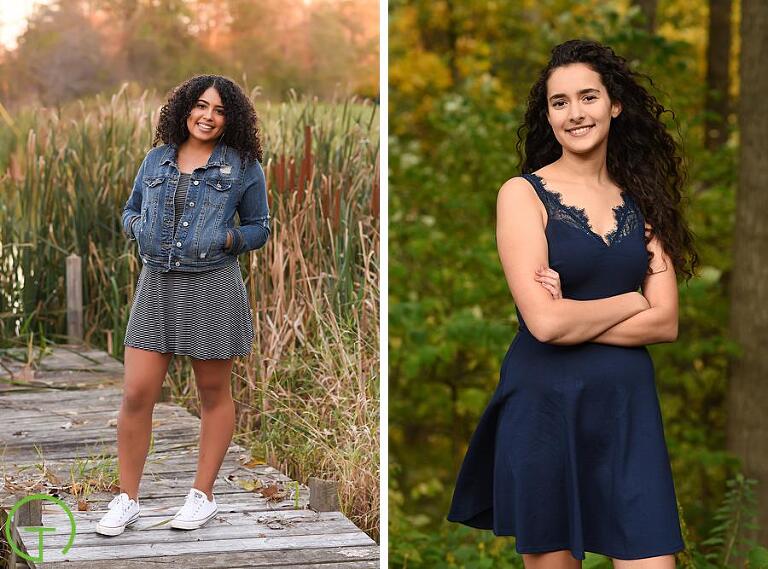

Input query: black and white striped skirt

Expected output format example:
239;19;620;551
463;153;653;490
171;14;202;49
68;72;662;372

124;261;254;359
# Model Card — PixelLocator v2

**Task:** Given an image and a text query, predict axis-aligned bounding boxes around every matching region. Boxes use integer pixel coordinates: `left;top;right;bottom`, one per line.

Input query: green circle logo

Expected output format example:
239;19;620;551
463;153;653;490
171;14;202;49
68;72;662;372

4;494;76;563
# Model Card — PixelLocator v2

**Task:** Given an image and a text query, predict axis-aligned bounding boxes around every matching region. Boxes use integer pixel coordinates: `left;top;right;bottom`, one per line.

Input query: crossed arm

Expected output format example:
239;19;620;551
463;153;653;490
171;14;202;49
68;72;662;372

496;177;678;348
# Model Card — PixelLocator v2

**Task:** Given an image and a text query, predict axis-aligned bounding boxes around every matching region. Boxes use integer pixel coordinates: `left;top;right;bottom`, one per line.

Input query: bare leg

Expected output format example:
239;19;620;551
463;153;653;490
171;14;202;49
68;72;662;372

612;555;676;569
523;550;582;569
117;347;173;500
190;356;235;500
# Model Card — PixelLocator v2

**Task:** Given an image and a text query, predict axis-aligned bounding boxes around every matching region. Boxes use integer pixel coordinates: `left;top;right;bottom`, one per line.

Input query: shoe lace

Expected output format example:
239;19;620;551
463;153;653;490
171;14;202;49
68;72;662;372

110;495;135;517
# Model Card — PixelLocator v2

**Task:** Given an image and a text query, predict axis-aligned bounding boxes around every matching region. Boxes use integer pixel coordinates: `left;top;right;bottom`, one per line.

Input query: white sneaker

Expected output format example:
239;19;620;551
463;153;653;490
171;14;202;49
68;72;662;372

95;493;140;536
169;488;218;530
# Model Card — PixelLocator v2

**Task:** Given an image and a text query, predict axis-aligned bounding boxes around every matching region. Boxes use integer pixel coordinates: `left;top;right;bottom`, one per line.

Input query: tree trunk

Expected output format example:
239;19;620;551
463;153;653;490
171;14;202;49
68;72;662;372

705;0;732;149
633;0;657;33
726;0;768;548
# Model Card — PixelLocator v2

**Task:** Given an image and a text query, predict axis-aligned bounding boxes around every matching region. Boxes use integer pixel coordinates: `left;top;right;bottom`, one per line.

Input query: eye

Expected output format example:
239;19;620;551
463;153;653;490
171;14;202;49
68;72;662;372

584;95;597;102
216;108;225;115
552;100;565;108
196;103;205;108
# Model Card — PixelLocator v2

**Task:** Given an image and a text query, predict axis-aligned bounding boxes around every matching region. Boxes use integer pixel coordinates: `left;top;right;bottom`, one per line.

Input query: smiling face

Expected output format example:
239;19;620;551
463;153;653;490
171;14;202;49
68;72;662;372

186;86;226;143
545;63;621;155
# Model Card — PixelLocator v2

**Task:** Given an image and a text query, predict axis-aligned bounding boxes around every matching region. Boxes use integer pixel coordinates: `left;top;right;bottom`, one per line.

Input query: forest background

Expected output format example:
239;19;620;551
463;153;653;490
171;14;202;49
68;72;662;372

0;0;380;542
389;0;767;566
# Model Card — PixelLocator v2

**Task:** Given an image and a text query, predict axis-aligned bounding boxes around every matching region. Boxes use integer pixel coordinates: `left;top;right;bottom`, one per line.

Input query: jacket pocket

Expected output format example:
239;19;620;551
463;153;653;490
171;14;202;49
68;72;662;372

205;177;233;206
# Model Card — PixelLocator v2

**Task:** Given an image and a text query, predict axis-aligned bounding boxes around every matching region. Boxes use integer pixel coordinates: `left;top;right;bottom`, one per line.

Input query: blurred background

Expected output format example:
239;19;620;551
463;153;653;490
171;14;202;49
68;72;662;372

0;0;378;108
0;0;380;543
389;0;767;567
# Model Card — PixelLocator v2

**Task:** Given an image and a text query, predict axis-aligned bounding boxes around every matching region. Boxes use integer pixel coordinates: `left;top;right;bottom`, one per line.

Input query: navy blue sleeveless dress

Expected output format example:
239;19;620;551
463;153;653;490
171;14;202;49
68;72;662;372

446;172;685;561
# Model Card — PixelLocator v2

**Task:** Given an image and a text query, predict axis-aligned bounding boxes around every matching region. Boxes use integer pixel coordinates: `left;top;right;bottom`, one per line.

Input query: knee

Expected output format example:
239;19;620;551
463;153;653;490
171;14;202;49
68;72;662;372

121;384;157;413
198;385;232;409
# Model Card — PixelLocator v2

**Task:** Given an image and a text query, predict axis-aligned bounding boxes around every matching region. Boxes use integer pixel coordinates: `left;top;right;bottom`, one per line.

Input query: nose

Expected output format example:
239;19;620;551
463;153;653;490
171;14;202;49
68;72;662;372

568;100;584;123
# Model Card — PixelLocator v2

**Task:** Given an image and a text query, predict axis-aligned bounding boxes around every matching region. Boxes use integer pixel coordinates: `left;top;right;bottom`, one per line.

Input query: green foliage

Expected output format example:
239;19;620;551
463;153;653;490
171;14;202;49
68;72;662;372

697;474;762;568
390;0;748;561
389;460;524;568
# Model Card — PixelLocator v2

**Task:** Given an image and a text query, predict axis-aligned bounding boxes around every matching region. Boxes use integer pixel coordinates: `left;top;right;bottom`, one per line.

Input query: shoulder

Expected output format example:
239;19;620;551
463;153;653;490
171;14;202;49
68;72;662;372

143;144;170;165
497;175;547;226
497;175;541;208
242;157;266;186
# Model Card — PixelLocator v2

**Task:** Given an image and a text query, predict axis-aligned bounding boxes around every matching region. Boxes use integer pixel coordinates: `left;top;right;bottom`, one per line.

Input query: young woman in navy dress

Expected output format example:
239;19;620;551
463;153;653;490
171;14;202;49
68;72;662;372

447;40;699;568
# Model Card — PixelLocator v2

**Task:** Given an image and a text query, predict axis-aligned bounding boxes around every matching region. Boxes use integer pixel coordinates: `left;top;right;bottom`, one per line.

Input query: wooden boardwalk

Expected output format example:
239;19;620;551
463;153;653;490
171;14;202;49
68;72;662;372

0;345;378;568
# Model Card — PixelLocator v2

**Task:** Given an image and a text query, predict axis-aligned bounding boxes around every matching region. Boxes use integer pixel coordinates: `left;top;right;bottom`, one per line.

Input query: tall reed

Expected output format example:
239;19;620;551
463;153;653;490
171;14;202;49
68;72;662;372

0;83;380;538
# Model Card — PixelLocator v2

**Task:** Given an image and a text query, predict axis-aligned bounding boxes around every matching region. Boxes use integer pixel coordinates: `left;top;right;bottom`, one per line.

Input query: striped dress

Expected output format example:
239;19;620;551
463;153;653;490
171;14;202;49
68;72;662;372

124;173;255;359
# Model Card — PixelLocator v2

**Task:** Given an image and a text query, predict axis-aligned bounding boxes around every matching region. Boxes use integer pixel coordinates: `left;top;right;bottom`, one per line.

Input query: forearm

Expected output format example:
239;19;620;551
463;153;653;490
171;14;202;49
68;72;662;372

229;221;270;255
543;292;649;345
122;212;141;240
589;306;677;346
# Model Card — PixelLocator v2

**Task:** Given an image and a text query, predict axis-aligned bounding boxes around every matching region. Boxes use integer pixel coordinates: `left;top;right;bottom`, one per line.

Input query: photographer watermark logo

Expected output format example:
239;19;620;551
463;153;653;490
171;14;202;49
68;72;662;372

4;494;76;564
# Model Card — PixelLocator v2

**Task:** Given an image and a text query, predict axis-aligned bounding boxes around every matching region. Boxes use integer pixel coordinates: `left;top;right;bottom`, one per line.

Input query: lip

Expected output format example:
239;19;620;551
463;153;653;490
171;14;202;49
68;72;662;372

566;124;595;136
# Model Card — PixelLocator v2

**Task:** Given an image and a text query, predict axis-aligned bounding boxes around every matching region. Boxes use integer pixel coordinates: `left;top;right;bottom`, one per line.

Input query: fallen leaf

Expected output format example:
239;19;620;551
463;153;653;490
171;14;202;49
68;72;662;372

242;457;266;468
259;485;278;498
238;478;263;492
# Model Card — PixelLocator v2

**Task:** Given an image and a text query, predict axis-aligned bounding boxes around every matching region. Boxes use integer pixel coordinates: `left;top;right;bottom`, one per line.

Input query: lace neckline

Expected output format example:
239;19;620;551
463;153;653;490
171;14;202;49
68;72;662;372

529;172;633;248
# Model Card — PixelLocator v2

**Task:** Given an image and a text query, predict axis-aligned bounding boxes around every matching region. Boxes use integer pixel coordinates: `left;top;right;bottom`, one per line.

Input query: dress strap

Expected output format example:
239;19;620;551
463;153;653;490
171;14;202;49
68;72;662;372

519;173;560;217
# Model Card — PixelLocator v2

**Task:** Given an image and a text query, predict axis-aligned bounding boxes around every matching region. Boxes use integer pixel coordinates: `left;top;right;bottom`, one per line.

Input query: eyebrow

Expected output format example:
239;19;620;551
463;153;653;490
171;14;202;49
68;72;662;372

197;98;224;109
549;88;600;101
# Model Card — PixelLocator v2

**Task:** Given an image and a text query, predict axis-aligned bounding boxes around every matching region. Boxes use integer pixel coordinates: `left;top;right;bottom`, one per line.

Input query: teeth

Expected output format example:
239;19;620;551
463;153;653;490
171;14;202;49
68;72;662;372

568;126;593;136
197;124;213;131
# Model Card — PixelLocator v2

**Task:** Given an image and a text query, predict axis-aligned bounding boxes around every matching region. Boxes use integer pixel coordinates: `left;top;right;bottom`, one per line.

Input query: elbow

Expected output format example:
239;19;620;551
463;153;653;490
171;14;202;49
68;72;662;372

662;321;678;343
527;315;558;344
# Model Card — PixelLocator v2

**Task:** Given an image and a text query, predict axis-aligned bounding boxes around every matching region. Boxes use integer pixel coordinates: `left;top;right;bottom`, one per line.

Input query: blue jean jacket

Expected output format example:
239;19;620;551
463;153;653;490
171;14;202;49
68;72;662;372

121;140;270;272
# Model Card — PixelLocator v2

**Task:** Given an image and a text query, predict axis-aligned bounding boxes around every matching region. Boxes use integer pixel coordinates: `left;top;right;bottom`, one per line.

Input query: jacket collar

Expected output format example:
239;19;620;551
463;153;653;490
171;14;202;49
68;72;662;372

160;138;229;168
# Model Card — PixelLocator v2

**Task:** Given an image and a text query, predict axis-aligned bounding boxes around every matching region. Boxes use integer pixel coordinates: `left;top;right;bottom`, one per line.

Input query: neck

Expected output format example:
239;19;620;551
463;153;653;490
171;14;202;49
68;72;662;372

181;136;218;155
555;143;611;185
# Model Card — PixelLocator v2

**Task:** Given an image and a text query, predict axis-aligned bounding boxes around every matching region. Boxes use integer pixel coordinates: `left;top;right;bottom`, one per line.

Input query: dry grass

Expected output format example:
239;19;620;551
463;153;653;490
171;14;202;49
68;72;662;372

0;83;379;539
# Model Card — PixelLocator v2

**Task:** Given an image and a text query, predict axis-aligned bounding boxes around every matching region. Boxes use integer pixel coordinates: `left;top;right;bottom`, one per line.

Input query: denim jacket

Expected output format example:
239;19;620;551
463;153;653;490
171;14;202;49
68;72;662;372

121;140;270;272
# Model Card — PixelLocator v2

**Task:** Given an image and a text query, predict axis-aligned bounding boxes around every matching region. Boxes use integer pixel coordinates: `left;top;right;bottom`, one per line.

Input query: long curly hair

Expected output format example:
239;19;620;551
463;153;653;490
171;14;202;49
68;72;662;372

153;74;263;163
515;39;698;283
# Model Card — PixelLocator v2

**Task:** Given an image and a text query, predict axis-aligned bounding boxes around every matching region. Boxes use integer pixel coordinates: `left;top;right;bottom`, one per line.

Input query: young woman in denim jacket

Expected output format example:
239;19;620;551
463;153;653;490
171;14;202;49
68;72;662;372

97;75;270;536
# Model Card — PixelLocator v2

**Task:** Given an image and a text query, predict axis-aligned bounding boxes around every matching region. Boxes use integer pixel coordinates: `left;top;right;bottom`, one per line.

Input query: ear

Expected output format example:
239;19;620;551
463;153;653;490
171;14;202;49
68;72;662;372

611;100;622;118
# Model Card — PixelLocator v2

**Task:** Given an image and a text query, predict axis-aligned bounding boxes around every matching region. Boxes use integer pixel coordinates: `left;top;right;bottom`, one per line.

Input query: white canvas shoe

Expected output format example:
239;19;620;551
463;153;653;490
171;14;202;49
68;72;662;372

169;488;218;530
95;493;140;536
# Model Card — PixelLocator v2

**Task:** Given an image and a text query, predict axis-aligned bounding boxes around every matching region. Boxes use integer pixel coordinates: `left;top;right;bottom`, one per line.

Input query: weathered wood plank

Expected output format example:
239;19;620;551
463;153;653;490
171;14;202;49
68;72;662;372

28;531;374;562
0;389;123;404
0;405;192;425
2;488;309;515
40;545;380;568
29;512;358;547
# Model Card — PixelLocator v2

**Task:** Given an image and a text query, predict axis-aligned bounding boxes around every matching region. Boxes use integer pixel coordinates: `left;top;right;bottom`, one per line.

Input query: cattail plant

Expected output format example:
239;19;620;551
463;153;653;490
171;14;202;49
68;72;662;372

0;83;380;538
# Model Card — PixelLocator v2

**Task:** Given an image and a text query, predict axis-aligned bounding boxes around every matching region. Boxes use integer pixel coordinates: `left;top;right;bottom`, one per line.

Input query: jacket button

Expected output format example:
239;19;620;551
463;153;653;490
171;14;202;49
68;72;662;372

193;180;200;185
183;221;189;227
189;201;195;207
175;261;180;266
176;241;182;247
216;183;222;188
200;252;206;258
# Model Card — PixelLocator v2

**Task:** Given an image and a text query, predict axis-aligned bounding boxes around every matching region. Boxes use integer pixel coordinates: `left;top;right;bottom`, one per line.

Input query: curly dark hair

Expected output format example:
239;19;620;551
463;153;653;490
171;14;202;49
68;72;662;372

153;74;263;163
515;39;698;283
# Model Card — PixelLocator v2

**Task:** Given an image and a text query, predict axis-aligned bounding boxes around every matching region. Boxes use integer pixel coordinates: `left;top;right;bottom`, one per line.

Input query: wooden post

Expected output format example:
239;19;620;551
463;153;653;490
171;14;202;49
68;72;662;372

13;494;42;526
308;477;340;512
2;493;41;568
66;254;83;344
